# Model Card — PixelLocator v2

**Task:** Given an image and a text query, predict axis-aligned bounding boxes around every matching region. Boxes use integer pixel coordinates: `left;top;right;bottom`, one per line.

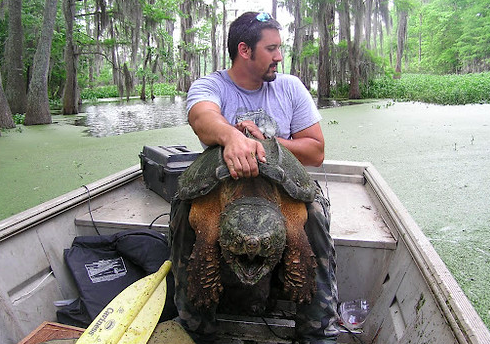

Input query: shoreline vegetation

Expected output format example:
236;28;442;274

361;72;490;105
76;72;490;106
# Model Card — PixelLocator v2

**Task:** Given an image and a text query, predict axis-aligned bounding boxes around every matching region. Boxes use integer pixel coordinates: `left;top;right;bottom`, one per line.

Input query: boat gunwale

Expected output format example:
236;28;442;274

0;165;142;242
363;164;490;344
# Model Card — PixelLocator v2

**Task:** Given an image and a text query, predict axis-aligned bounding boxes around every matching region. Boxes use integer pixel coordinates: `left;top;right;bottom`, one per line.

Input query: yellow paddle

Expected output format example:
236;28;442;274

76;260;172;344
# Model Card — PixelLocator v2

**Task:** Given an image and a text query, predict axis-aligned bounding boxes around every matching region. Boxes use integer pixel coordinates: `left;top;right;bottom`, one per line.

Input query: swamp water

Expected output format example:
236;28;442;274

320;101;490;327
79;96;187;137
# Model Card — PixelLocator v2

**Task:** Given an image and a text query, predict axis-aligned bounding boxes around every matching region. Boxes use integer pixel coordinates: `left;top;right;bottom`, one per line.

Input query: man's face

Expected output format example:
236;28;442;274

250;28;283;82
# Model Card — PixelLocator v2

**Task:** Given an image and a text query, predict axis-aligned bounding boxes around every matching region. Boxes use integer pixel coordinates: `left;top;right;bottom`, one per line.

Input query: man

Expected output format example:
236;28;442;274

170;11;339;344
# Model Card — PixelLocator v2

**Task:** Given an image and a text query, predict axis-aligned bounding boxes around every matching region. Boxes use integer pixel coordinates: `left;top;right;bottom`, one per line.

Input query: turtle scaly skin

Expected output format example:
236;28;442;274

178;138;318;311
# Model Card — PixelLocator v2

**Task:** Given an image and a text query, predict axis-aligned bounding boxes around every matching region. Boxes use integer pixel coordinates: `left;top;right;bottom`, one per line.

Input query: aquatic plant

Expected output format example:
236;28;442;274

80;83;182;101
361;72;490;105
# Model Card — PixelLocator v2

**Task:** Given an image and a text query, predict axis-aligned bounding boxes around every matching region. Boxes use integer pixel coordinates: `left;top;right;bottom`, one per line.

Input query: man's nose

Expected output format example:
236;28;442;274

274;49;283;62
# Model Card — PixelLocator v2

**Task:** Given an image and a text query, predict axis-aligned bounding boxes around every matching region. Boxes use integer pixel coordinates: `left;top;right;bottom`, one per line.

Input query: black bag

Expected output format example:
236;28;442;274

56;229;177;327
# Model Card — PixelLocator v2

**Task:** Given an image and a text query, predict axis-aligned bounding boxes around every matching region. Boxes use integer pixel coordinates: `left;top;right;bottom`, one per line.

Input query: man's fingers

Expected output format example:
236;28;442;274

235;121;265;140
227;159;239;179
238;155;256;178
255;142;267;163
228;155;258;179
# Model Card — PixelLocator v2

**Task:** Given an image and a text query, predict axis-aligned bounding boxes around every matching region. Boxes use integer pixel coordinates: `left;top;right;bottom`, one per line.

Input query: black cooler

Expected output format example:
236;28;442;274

139;145;200;202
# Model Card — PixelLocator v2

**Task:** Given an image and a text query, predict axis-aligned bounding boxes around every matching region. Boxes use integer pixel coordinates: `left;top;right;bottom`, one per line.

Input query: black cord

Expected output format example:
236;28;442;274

149;212;170;230
82;185;101;235
260;315;292;342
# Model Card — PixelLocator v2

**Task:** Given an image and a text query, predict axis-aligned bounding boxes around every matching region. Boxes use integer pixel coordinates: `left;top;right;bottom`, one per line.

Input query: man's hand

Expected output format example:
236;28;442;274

188;101;267;178
222;133;266;179
235;120;266;140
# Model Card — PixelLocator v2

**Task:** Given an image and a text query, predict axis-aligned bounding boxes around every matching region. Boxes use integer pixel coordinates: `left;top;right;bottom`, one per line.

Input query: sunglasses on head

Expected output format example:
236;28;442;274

252;12;272;23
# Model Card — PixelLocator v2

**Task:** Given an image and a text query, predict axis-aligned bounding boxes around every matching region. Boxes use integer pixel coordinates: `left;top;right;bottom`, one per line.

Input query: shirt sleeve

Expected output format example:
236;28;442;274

185;74;222;116
288;76;322;134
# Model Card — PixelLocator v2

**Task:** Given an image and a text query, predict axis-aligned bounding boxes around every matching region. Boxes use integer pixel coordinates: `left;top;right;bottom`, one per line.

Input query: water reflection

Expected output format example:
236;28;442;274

80;96;187;137
78;95;361;137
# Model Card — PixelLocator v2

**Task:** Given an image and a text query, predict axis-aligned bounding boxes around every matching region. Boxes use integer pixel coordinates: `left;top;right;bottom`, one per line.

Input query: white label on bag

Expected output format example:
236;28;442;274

85;257;127;283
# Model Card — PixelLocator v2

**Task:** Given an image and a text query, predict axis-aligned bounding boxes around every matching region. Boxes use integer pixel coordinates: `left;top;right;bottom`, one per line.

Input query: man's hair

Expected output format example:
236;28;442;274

227;12;282;62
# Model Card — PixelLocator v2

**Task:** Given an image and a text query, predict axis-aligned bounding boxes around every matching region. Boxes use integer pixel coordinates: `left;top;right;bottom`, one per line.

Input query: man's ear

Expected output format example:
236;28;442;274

237;42;252;60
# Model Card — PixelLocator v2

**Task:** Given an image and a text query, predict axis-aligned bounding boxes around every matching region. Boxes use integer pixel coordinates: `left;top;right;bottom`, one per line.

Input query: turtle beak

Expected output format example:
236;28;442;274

245;236;260;260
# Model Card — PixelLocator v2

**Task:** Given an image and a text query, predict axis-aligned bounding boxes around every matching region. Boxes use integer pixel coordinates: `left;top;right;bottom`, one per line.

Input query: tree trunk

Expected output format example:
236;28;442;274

110;20;124;98
62;0;80;115
140;38;151;101
395;10;408;77
373;2;378;53
177;0;195;92
25;0;59;126
222;1;227;69
123;63;133;101
364;0;373;49
337;1;349;87
290;0;303;77
164;19;175;82
271;0;284;73
150;55;158;99
299;33;313;88
0;70;15;130
317;1;334;104
211;0;218;72
4;0;27;114
380;19;384;57
84;0;95;85
345;0;363;99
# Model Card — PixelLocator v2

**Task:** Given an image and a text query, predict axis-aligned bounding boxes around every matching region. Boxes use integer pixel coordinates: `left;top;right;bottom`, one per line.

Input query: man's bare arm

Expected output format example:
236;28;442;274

276;123;325;167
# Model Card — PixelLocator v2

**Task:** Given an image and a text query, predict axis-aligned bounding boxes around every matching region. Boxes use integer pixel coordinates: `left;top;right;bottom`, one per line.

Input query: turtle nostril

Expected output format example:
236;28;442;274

246;237;259;249
245;237;260;259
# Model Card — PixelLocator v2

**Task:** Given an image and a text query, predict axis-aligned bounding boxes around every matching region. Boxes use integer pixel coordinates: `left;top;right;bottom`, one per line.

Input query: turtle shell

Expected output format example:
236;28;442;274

178;138;316;203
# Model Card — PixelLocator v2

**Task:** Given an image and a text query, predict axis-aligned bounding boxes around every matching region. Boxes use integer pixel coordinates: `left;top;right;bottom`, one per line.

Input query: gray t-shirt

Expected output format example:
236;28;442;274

186;70;321;139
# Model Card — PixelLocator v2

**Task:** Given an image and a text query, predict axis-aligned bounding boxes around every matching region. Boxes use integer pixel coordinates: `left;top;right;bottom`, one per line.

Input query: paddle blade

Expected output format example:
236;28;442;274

76;260;172;344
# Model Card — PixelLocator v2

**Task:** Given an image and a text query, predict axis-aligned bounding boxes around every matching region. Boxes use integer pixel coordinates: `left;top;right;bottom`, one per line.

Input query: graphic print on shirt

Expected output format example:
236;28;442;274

235;108;279;138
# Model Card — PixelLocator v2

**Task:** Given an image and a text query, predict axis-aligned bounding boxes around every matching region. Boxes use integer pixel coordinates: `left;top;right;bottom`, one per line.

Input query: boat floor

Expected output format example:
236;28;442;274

75;176;396;251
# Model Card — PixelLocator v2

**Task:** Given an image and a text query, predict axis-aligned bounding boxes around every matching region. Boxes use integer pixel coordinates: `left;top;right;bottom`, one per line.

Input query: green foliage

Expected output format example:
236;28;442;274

142;0;177;22
456;0;490;71
0;18;8;62
301;39;318;59
331;83;350;99
13;113;25;125
394;0;417;13
144;83;181;96
80;82;181;100
403;0;490;74
80;85;120;100
361;73;490;105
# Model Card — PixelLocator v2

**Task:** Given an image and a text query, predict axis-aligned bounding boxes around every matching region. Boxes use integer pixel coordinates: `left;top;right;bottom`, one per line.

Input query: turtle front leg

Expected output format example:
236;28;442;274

187;190;223;309
280;197;317;304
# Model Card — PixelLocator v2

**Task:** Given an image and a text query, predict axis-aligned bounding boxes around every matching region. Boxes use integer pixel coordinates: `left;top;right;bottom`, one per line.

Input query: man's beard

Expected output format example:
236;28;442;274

262;63;278;82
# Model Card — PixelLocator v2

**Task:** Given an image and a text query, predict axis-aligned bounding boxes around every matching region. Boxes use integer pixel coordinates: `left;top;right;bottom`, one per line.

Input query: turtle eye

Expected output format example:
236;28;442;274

261;237;271;250
233;237;243;248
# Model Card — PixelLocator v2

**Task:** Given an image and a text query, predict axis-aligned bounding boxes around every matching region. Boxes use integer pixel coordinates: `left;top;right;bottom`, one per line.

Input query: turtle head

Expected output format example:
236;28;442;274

219;197;286;285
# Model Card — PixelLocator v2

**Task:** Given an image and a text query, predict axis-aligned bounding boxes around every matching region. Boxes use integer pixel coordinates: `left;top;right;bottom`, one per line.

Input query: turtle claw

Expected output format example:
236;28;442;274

283;248;317;304
187;245;223;309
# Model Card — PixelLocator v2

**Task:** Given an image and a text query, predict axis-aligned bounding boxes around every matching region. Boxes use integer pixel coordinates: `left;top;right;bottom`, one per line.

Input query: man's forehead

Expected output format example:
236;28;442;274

258;28;282;44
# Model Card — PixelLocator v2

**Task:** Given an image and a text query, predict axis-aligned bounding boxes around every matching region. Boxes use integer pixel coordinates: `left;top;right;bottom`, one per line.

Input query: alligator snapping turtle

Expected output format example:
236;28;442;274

178;138;318;310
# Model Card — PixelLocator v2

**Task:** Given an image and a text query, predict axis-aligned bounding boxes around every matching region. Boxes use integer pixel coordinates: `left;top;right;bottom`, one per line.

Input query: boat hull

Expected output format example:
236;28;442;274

0;161;488;344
